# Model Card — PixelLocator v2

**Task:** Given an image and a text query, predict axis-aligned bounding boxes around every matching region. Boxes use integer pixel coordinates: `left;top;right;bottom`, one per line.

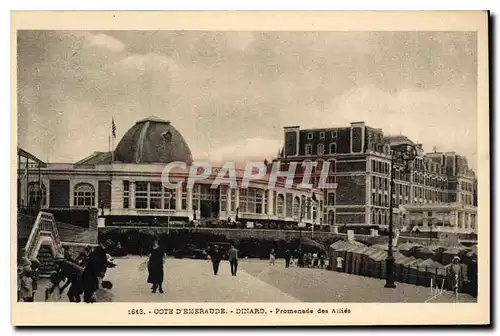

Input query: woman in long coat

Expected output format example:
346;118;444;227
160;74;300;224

147;240;165;294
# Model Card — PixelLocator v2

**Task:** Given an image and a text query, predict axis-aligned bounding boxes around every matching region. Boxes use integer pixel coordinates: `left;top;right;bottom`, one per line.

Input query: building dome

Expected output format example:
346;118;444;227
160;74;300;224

114;116;193;165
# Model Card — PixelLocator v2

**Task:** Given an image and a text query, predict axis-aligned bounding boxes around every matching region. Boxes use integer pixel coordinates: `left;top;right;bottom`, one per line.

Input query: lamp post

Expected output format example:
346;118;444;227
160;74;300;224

385;143;417;288
165;192;172;235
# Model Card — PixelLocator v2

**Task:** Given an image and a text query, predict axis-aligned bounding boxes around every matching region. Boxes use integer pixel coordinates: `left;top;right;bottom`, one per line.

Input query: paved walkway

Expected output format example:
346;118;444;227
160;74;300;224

34;257;476;303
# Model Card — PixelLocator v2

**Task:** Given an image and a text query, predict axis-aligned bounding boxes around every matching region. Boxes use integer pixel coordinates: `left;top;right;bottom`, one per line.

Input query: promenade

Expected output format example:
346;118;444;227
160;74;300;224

36;257;476;303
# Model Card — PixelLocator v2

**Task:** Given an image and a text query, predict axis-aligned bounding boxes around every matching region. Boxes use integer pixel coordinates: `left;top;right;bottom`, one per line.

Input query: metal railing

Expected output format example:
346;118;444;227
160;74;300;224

25;211;64;260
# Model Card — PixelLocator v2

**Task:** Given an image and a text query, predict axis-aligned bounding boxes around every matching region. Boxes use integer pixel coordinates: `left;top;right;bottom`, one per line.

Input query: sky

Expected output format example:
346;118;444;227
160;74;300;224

17;30;478;170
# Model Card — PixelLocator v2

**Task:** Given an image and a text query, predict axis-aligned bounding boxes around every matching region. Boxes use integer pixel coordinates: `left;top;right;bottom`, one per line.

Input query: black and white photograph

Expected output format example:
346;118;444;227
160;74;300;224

11;11;490;326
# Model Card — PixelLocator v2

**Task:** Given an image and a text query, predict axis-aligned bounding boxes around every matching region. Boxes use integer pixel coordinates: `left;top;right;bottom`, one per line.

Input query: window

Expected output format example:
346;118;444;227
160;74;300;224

135;182;148;209
319;132;325;139
307;132;314;140
292;196;301;219
276;194;285;216
181;183;188;210
220;185;228;212
163;187;176;210
285;193;293;217
329;143;337;154
28;182;46;208
239;188;264;214
331;131;337;138
232;189;237;213
305;198;312;220
327;192;335;206
317;143;324;155
273;191;278;216
150;182;162;209
123;181;130;209
305;144;313;155
73;183;95;207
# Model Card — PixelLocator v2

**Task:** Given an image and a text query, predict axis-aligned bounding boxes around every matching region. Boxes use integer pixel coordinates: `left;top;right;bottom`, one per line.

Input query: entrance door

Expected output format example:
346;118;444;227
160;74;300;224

199;185;220;219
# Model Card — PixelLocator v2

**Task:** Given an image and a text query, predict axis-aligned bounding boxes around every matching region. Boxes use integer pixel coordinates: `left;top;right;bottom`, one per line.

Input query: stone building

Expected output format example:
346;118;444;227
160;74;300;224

18;116;324;230
277;121;478;234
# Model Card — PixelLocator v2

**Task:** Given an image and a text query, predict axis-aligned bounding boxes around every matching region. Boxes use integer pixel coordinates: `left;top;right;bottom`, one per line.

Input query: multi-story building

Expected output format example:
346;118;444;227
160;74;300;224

277;121;478;234
18;116;324;229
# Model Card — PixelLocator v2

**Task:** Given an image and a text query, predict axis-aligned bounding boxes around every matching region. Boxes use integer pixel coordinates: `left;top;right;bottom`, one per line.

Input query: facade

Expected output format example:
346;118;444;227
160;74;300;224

18;116;324;229
278;121;478;234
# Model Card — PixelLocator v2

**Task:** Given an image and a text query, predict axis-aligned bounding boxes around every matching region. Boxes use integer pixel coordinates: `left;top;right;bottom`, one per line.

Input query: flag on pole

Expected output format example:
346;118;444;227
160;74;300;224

112;118;117;138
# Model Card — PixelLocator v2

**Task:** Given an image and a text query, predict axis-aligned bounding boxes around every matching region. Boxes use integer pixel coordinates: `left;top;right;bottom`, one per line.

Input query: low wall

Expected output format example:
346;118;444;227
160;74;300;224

98;226;467;247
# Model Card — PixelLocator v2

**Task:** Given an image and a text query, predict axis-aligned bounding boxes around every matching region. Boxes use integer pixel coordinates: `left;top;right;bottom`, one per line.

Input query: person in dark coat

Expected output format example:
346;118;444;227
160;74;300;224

82;243;108;303
284;249;291;268
208;245;222;275
147;240;165;294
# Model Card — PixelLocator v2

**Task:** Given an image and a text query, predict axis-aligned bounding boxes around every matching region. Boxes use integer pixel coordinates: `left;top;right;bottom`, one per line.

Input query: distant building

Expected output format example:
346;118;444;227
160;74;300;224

18;116;324;229
277;121;477;234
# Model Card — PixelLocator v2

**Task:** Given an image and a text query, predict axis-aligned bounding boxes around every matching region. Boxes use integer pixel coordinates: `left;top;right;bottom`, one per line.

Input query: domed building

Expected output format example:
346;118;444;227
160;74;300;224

19;116;325;230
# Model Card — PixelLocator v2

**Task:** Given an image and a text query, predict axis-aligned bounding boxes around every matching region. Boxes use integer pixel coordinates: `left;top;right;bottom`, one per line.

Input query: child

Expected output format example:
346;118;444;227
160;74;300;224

45;272;62;302
30;258;40;298
19;266;34;302
94;280;114;302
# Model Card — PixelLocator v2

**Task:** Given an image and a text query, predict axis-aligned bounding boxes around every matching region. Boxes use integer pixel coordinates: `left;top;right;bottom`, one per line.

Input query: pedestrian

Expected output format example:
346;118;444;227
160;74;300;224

319;253;325;269
269;249;276;265
336;255;344;272
209;245;223;275
19;266;34;302
312;252;318;268
30;258;40;299
58;259;84;303
45;270;63;302
298;250;304;268
284;249;291;268
82;241;108;303
447;256;466;293
228;243;239;276
147;240;165;294
76;246;92;267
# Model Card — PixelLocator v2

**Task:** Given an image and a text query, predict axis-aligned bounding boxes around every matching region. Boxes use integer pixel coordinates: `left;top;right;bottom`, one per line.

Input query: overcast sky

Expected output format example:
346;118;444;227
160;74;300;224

17;30;477;170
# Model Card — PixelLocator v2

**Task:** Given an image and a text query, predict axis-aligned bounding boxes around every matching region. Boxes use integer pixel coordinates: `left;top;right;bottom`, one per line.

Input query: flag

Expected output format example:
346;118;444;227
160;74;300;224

112;118;116;138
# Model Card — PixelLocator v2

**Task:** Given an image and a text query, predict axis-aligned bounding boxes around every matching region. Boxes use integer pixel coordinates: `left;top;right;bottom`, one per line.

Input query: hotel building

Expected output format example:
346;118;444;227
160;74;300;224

277;121;478;234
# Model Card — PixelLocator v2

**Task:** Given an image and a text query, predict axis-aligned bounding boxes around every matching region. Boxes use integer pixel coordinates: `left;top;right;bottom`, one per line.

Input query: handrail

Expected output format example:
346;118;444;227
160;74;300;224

25;211;64;260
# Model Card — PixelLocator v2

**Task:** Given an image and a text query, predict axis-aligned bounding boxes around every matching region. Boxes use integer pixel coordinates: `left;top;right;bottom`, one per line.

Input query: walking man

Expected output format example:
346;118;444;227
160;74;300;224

209;245;223;276
228;244;239;276
284;249;291;268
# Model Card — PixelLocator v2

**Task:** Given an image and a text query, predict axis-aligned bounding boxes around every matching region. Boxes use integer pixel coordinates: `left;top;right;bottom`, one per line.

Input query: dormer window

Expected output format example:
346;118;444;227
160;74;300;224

305;144;312;155
161;131;172;143
307;132;314;140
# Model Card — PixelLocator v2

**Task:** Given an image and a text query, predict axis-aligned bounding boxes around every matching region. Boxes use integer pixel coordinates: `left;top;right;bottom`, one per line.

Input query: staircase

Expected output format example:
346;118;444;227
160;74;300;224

36;244;58;277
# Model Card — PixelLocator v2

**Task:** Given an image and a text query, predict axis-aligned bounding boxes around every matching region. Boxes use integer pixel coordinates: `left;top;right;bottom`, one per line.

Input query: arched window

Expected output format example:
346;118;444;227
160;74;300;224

73;183;95;206
273;191;277;215
292;196;301;219
372;210;377;224
329;143;337;154
28;182;46;208
379;211;383;225
276;194;285;217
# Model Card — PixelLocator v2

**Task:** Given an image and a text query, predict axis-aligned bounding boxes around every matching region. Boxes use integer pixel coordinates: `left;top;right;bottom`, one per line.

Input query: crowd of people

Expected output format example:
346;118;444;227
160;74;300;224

282;249;328;269
17;243;117;303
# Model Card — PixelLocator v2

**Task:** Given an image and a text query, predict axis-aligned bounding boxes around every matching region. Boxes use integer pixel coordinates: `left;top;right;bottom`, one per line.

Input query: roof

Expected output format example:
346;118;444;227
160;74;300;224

75;151;112;165
114;116;193;165
383;135;415;146
17;147;45;164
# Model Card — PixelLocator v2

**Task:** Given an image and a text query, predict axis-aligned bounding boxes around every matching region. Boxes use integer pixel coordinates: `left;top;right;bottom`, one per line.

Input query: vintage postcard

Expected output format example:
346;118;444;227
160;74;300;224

11;11;490;326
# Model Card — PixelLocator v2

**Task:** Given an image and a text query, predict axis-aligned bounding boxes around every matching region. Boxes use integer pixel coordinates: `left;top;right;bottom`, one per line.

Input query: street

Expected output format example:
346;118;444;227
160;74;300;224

35;256;477;303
